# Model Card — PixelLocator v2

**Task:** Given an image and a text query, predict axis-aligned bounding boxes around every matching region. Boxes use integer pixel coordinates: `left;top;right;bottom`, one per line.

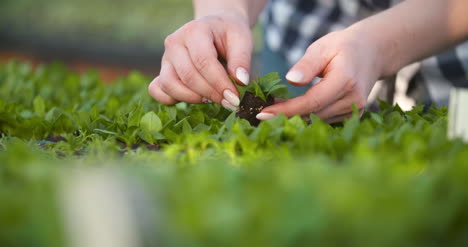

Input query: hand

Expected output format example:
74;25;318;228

257;28;384;124
148;11;253;111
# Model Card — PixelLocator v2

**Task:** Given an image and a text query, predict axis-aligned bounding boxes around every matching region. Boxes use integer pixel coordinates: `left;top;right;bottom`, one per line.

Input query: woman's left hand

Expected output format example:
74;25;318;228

257;28;384;123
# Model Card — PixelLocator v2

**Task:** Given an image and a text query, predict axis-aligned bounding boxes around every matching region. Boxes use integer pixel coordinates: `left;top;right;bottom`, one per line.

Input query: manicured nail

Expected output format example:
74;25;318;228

201;97;212;104
222;99;237;111
286;70;304;83
256;112;276;121
223;89;240;107
236;67;250;85
148;77;158;88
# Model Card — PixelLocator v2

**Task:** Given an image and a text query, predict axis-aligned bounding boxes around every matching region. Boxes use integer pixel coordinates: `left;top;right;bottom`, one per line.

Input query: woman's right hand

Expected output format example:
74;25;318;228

148;11;253;111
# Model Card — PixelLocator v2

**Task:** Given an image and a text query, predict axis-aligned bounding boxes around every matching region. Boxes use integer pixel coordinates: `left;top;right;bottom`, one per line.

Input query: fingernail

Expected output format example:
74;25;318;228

148;77;158;88
223;89;240;107
202;97;212;104
222;99;237;111
236;67;250;85
286;70;304;83
256;112;276;121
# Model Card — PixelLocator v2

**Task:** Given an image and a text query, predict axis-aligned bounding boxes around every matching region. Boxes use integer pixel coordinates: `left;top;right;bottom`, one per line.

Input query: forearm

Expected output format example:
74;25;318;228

350;0;468;77
192;0;268;27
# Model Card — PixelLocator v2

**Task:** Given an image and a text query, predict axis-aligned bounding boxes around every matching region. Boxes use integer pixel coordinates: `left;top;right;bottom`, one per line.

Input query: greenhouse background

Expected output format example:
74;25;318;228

0;0;193;80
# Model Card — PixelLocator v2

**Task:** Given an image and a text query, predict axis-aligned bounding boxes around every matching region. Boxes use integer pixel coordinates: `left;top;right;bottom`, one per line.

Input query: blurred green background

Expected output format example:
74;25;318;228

0;0;194;80
0;0;263;81
0;0;193;52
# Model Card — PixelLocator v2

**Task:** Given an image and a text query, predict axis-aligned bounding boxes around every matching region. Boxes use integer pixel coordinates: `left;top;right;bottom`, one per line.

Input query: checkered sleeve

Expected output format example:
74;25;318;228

264;0;353;65
263;0;468;105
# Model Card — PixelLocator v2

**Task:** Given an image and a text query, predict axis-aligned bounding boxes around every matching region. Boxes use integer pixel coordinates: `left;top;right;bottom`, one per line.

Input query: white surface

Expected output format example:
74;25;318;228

61;170;142;247
449;89;468;142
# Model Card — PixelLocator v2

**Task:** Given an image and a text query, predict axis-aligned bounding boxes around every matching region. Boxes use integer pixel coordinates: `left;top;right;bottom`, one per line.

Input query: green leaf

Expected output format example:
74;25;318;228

188;110;205;126
128;104;143;127
45;107;62;123
231;75;248;99
224;112;237;130
370;112;383;125
267;84;288;96
253;82;267;101
166;106;178;121
33;96;46;116
138;130;154;144
240;72;289;101
262;79;282;92
193;124;211;133
342;115;360;142
94;128;118;135
182;119;193;134
140;112;162;132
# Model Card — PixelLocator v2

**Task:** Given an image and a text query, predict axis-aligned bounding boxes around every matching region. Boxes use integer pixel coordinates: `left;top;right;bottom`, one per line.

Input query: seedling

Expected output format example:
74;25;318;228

233;72;288;126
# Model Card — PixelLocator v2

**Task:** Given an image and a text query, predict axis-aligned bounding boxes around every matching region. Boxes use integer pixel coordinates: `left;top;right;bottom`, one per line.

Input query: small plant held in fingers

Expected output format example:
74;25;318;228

233;72;289;126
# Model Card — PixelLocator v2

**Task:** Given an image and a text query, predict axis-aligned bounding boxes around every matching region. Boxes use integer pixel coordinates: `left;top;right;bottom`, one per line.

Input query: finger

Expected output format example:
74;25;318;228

274;98;288;104
159;61;204;104
323;108;364;124
166;45;225;104
324;113;352;124
184;31;240;100
257;71;350;120
224;27;253;86
314;92;366;120
285;42;330;86
148;76;179;105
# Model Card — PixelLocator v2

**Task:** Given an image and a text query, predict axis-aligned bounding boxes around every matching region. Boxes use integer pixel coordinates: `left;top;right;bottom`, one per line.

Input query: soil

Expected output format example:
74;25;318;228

120;143;161;156
237;92;274;126
145;144;161;151
130;143;160;151
45;134;67;143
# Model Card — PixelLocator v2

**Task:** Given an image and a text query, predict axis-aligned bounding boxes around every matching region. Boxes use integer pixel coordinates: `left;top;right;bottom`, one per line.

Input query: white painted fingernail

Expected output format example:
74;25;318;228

256;112;276;121
148;77;158;88
286;70;304;83
222;99;237;111
202;97;211;104
236;67;250;85
223;89;240;107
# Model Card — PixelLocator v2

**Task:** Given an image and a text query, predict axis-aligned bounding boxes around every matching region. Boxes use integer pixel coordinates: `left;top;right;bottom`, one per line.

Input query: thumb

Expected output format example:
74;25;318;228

285;43;329;86
225;28;253;86
256;43;331;120
256;95;320;120
256;71;348;120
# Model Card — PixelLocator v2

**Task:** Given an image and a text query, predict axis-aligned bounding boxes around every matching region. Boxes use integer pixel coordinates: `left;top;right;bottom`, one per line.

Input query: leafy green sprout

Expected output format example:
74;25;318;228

232;72;289;101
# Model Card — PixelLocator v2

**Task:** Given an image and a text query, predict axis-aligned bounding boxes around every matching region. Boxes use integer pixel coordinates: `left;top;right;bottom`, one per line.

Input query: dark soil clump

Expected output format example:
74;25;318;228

46;134;67;143
130;143;160;151
237;92;274;126
145;144;161;151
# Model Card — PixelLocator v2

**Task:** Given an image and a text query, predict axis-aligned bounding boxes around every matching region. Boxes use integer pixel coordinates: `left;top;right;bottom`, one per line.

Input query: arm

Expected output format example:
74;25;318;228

193;0;268;27
355;0;468;77
258;0;468;123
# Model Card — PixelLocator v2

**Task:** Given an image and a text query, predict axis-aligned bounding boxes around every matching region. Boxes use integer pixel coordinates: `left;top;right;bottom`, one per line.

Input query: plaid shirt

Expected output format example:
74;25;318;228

264;0;468;105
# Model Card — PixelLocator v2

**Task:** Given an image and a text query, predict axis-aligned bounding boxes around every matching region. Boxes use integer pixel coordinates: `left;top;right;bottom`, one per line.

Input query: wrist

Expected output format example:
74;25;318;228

347;20;403;78
193;5;251;26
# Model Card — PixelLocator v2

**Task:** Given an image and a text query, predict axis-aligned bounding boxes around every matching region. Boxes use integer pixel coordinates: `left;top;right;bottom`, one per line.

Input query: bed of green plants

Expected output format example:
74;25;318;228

1;61;468;247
